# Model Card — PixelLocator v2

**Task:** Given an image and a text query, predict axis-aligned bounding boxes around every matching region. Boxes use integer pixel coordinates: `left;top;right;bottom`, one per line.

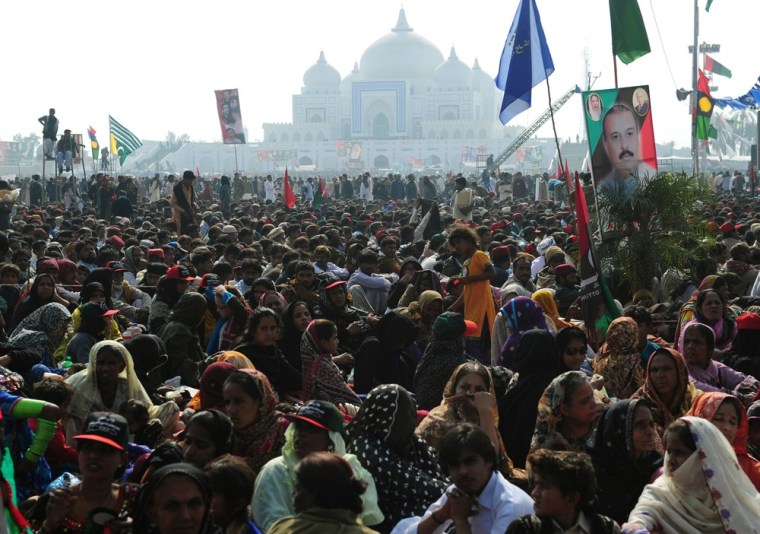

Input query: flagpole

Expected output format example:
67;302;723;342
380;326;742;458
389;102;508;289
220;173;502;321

233;144;239;173
544;79;573;213
613;56;618;88
691;0;700;177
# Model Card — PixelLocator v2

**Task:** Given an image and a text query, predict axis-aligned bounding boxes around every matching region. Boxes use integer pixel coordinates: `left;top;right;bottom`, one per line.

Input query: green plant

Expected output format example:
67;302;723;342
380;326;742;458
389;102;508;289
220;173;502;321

595;172;713;294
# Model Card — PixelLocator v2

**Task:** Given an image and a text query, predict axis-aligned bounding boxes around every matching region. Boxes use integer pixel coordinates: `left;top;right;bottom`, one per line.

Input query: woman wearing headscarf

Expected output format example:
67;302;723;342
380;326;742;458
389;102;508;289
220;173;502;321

686;391;760;490
159;292;208;387
593;317;646;399
346;384;447;532
206;285;251;353
277;301;312;370
354;311;419;395
65;302;119;364
679;288;737;354
413;311;476;411
223;369;289;476
681;322;759;404
498;296;555;369
133;463;215;534
490;284;533;366
149;271;190;333
122;334;169;397
417;361;514;477
531;289;573;331
722;312;760;381
674;276;735;351
9;273;67;331
587;399;663;524
623;417;760;534
65;340;153;441
530;371;600;455
186;358;247;413
397;289;443;353
9;302;71;375
498;330;562;469
631;347;700;436
300;319;362;405
120;245;143;285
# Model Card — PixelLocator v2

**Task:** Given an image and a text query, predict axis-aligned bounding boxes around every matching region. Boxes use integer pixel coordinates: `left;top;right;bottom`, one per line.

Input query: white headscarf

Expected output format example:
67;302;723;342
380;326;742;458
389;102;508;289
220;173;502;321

624;416;760;534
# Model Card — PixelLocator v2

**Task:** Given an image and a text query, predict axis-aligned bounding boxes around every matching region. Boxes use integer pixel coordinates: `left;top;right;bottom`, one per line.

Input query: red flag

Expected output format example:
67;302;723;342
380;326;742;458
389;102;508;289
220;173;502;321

195;166;201;179
283;167;296;209
574;174;619;334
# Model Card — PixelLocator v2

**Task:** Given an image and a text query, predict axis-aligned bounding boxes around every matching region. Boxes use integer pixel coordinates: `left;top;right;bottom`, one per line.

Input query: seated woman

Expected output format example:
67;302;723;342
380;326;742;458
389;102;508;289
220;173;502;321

532;288;573;331
397;269;442;309
587;399;662;525
149;268;192;333
631;347;700;437
682;322;760;405
490;285;533;366
159;291;208;387
259;289;287;317
722;312;760;380
499;330;562;470
555;326;594;376
234;307;302;398
346;384;447;532
206;285;251;353
623;417;760;534
678;288;737;354
353;311;419;395
66;340;153;441
133;463;214;534
183;409;233;469
413;311;477;411
530;371;600;455
277;301;312;370
593;317;645;400
498;296;556;369
507;450;620;534
223;369;288;477
253;400;383;532
267;452;378;534
9;272;67;332
398;289;443;353
29;412;139;534
673;275;734;352
300;319;361;405
685;391;760;490
8;302;71;378
417;361;513;477
65;302;120;364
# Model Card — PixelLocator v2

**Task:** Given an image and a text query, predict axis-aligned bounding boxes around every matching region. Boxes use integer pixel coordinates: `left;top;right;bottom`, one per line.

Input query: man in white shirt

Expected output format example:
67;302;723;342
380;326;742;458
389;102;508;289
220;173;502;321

265;175;276;203
452;176;474;223
392;424;533;534
347;249;396;314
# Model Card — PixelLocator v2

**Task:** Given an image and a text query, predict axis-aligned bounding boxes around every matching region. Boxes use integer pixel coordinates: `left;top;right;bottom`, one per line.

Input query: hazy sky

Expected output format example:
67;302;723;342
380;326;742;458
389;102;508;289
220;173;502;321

1;0;755;148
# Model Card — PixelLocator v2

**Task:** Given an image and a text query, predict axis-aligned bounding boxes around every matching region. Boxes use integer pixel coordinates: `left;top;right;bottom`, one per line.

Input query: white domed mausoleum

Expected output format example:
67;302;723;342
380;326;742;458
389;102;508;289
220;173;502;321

163;8;538;175
255;8;530;174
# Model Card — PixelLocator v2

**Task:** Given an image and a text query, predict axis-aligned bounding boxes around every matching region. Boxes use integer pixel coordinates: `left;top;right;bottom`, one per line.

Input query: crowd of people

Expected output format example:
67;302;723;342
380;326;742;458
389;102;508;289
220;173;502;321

0;165;757;533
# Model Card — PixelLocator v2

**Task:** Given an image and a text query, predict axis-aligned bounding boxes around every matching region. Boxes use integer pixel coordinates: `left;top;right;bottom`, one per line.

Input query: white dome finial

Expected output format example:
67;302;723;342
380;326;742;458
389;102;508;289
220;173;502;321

393;7;412;32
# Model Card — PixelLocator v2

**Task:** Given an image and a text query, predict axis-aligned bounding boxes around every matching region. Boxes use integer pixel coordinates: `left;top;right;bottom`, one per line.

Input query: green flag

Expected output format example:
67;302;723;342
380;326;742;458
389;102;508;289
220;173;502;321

706;0;714;11
609;0;651;64
109;115;142;166
705;54;732;78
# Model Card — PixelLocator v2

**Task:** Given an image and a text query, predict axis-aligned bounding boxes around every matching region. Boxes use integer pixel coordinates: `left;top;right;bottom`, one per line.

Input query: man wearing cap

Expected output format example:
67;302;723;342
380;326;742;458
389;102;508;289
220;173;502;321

530;236;556;281
452;177;474;223
171;171;198;234
719;221;741;251
554;263;580;317
502;253;536;293
252;400;384;532
490;246;511;287
536;247;566;290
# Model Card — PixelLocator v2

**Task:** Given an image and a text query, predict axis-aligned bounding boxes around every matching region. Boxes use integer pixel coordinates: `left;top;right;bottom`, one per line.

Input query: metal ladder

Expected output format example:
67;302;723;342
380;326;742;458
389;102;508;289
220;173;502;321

488;85;581;173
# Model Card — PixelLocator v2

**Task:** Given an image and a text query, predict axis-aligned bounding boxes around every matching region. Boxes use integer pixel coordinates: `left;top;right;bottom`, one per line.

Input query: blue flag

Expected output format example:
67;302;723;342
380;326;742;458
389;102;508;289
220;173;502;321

495;0;554;125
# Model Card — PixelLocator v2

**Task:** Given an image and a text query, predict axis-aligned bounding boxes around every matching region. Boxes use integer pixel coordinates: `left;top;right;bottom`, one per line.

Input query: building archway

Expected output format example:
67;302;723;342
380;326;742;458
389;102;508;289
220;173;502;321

372;113;390;139
374;155;389;168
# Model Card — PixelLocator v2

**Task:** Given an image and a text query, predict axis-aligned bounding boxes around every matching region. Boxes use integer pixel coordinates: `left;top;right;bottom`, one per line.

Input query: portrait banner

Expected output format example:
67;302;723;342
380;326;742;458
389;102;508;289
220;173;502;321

582;85;657;201
214;89;246;144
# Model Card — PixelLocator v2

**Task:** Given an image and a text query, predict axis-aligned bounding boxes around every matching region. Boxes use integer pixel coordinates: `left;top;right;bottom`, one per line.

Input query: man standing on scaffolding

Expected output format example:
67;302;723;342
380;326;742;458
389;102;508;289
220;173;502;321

38;108;58;160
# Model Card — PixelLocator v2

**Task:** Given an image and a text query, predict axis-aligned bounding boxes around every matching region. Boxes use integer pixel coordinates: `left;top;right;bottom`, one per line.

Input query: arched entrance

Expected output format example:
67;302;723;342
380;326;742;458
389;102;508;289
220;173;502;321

374;155;389;168
372;113;390;139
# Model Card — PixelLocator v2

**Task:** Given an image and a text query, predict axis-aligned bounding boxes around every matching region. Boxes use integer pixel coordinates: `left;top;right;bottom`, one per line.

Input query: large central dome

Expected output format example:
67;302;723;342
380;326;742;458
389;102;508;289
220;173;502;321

359;9;445;81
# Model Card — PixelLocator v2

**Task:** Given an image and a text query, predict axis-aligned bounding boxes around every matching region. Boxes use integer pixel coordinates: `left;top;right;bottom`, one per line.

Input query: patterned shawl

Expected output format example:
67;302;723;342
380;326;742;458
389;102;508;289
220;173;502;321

594;317;645;399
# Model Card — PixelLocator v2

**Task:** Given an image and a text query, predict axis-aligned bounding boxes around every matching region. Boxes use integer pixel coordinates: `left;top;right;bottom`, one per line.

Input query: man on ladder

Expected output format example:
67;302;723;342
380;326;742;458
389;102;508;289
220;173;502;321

38;108;58;160
55;129;78;175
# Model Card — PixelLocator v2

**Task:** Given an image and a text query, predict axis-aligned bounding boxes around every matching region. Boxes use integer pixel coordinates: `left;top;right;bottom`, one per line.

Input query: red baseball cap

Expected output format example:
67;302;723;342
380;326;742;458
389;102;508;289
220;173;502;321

166;265;195;281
